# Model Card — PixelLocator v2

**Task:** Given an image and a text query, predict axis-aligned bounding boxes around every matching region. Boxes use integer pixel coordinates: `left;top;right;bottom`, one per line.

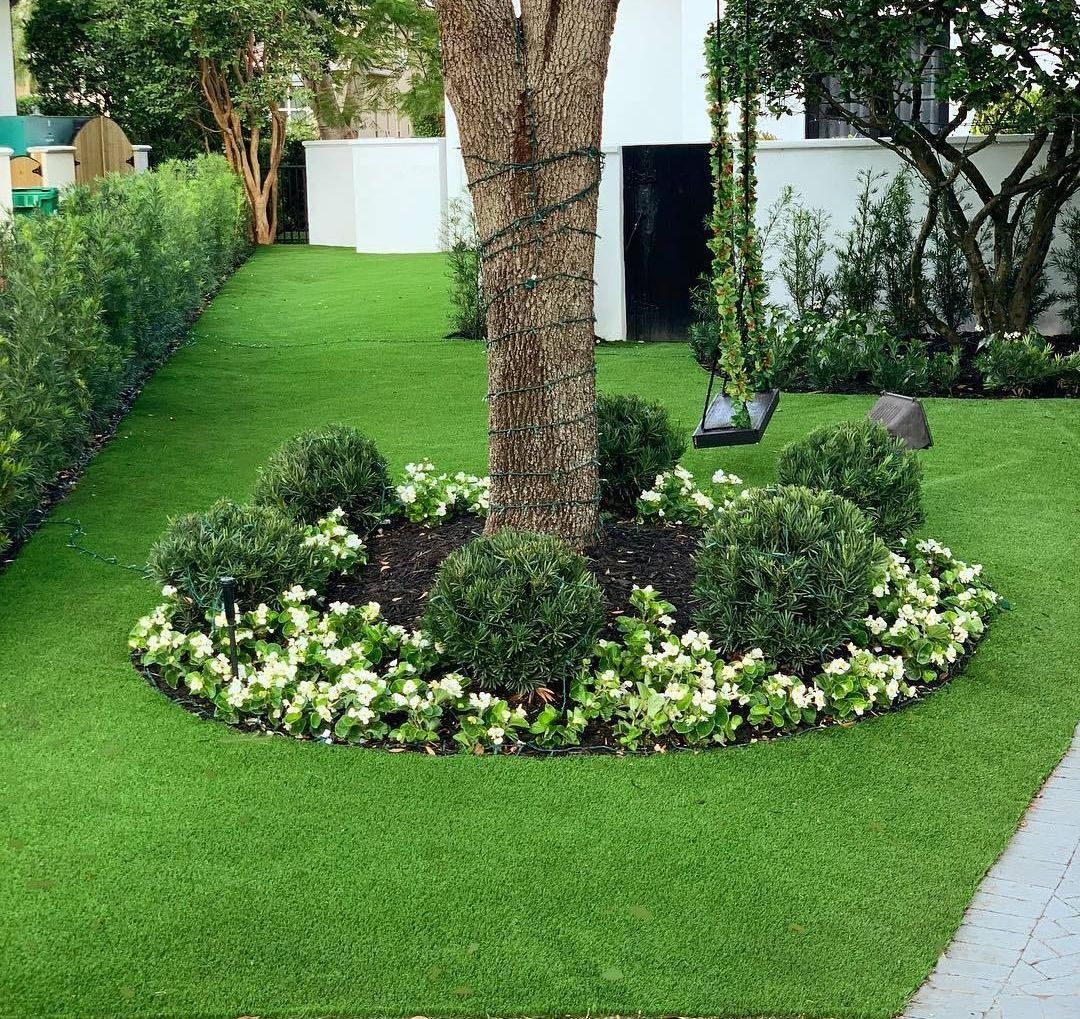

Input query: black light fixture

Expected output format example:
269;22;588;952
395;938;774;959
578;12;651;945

220;575;241;682
868;392;933;450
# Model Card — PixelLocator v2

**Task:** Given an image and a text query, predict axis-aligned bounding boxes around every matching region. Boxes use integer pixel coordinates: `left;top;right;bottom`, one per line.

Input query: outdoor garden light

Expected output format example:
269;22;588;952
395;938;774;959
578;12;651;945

220;574;241;682
868;393;933;450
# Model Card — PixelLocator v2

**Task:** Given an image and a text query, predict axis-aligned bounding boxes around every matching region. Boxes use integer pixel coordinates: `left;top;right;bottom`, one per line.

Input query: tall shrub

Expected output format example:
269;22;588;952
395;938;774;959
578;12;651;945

0;154;249;554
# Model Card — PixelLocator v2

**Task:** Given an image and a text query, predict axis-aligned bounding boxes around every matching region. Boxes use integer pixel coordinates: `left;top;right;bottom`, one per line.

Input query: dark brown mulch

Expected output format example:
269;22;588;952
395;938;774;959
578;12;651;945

326;516;701;636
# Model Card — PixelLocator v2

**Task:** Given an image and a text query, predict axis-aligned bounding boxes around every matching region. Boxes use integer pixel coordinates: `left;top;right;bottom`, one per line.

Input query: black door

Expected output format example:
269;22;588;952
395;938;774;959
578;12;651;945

277;164;309;244
622;143;711;341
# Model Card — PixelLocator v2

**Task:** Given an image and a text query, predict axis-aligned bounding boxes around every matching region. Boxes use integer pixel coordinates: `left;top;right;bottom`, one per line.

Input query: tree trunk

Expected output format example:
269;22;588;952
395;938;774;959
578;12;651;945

436;0;619;547
198;58;284;245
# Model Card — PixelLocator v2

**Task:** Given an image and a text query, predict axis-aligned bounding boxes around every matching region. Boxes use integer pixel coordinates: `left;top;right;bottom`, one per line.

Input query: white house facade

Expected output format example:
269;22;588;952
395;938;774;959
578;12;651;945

305;0;1070;338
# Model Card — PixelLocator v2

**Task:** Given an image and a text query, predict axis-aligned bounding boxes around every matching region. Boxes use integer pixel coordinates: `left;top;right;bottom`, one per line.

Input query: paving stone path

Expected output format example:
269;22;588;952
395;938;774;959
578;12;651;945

905;724;1080;1018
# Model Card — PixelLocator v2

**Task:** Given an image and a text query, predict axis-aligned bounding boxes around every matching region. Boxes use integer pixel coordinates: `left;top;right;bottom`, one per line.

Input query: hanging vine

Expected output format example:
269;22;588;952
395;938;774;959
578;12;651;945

705;4;768;429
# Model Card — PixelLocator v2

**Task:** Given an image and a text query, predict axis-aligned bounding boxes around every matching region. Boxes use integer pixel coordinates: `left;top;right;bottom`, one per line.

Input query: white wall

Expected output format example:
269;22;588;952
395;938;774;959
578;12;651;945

753;135;1073;332
352;139;447;254
306;139;447;253
305;141;357;247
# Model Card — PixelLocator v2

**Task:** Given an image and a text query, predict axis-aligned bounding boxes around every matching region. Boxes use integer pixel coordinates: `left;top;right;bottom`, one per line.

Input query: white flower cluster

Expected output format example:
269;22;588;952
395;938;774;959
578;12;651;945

636;465;747;526
130;527;1002;755
302;508;366;569
395;461;490;525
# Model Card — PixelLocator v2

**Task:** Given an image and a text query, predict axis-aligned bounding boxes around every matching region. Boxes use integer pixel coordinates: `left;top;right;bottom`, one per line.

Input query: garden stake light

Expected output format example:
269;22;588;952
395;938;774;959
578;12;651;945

220;575;241;683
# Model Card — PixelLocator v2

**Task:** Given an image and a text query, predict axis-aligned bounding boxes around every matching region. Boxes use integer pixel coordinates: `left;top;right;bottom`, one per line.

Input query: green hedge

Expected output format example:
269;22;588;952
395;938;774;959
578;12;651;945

0;155;249;554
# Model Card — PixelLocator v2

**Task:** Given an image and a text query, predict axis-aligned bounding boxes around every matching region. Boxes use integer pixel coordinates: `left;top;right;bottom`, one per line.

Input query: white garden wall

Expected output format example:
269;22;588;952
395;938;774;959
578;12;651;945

305;138;447;253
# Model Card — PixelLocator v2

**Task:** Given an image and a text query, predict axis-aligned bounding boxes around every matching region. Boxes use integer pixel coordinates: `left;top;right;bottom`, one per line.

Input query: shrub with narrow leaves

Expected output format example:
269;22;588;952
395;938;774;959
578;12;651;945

148;500;332;622
424;529;605;695
694;485;886;669
776;419;924;544
253;424;390;532
597;393;687;516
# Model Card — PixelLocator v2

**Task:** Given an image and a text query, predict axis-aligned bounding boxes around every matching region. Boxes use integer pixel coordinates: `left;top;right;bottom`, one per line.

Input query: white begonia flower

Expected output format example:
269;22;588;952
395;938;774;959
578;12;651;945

487;726;505;746
161;585;178;598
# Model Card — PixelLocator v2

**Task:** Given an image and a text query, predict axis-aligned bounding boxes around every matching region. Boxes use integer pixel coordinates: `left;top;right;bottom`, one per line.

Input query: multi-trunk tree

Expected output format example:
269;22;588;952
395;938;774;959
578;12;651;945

746;1;1080;338
436;0;620;545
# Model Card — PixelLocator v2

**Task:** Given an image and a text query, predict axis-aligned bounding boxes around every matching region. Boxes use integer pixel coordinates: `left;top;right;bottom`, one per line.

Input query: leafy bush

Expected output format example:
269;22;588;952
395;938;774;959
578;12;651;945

1050;207;1080;334
976;330;1080;396
0;154;248;554
802;311;886;392
148;500;332;621
597;393;687;516
444;199;484;340
253;425;390;532
134;524;1002;753
776;420;924;544
424;529;605;695
395;460;489;524
694;486;885;668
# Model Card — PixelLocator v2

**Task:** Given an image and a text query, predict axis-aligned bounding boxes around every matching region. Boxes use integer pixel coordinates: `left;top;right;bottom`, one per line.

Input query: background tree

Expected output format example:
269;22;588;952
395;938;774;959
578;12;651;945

743;1;1080;340
302;0;443;139
24;0;209;159
436;0;620;545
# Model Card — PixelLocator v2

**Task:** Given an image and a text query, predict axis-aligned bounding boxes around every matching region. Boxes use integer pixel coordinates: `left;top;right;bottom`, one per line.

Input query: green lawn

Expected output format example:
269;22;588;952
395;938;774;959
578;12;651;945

1;246;1078;1019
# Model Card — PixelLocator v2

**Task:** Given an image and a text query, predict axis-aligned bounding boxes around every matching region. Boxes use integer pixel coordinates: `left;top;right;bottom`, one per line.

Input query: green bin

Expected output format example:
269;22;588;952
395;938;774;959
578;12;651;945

12;187;60;216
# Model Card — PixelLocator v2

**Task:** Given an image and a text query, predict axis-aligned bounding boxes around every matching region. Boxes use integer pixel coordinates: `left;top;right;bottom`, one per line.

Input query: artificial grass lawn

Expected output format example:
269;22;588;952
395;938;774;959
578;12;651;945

1;246;1078;1019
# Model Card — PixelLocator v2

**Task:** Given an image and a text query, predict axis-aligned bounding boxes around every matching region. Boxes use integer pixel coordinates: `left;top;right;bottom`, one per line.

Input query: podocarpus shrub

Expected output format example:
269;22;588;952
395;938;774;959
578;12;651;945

424;530;605;695
148;501;331;623
776;420;924;545
0;154;249;553
597;393;687;516
694;486;885;669
253;425;391;533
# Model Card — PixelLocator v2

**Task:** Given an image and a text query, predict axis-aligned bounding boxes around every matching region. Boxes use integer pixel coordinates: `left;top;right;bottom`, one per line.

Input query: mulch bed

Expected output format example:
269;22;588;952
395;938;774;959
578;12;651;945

326;516;702;635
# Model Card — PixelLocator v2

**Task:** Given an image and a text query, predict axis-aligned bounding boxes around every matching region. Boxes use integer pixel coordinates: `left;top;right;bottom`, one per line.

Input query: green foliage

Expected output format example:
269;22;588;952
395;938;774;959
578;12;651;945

694;486;885;668
778;205;832;317
705;16;769;427
596;393;687;516
746;1;1080;335
25;0;208;159
972;88;1052;135
253;425;390;532
424;530;605;695
833;170;888;316
776;420;925;544
0;155;248;554
148;500;331;619
444;199;484;340
976;330;1080;397
1051;208;1080;334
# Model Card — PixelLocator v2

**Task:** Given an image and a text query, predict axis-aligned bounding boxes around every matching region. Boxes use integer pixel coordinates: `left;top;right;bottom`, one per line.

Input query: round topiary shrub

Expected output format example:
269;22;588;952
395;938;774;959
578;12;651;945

775;419;924;545
424;529;605;695
252;424;390;532
597;392;687;516
148;500;330;622
694;485;886;668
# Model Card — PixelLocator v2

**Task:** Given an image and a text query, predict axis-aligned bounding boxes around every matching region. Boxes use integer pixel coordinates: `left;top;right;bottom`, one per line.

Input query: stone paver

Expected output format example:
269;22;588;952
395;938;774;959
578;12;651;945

905;724;1080;1018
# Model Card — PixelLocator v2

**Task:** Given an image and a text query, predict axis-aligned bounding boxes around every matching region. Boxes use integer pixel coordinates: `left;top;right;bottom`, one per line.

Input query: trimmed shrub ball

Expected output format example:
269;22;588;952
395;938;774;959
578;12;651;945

597;392;687;516
253;424;390;532
776;419;924;545
694;485;886;669
148;500;330;624
424;529;605;695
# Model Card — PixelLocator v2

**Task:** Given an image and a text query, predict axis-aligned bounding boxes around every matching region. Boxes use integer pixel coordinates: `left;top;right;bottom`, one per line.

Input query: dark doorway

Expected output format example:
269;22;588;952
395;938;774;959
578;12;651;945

622;143;711;341
277;164;309;244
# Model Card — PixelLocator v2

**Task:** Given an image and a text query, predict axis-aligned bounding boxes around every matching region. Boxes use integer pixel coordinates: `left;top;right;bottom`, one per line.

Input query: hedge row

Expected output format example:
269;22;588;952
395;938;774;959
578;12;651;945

0;154;250;555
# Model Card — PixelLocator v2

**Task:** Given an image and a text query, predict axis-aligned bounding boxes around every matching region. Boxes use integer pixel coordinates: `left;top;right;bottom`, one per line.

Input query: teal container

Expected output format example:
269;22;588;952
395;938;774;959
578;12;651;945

0;116;89;156
12;187;60;216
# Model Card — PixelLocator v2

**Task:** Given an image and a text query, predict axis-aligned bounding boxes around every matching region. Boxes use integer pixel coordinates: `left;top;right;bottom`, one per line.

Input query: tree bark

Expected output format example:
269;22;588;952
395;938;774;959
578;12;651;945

436;0;619;547
198;55;284;245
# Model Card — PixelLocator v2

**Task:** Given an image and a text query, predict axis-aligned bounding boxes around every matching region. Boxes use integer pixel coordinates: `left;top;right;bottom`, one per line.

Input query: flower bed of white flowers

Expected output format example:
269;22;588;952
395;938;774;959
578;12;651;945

131;466;1003;753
